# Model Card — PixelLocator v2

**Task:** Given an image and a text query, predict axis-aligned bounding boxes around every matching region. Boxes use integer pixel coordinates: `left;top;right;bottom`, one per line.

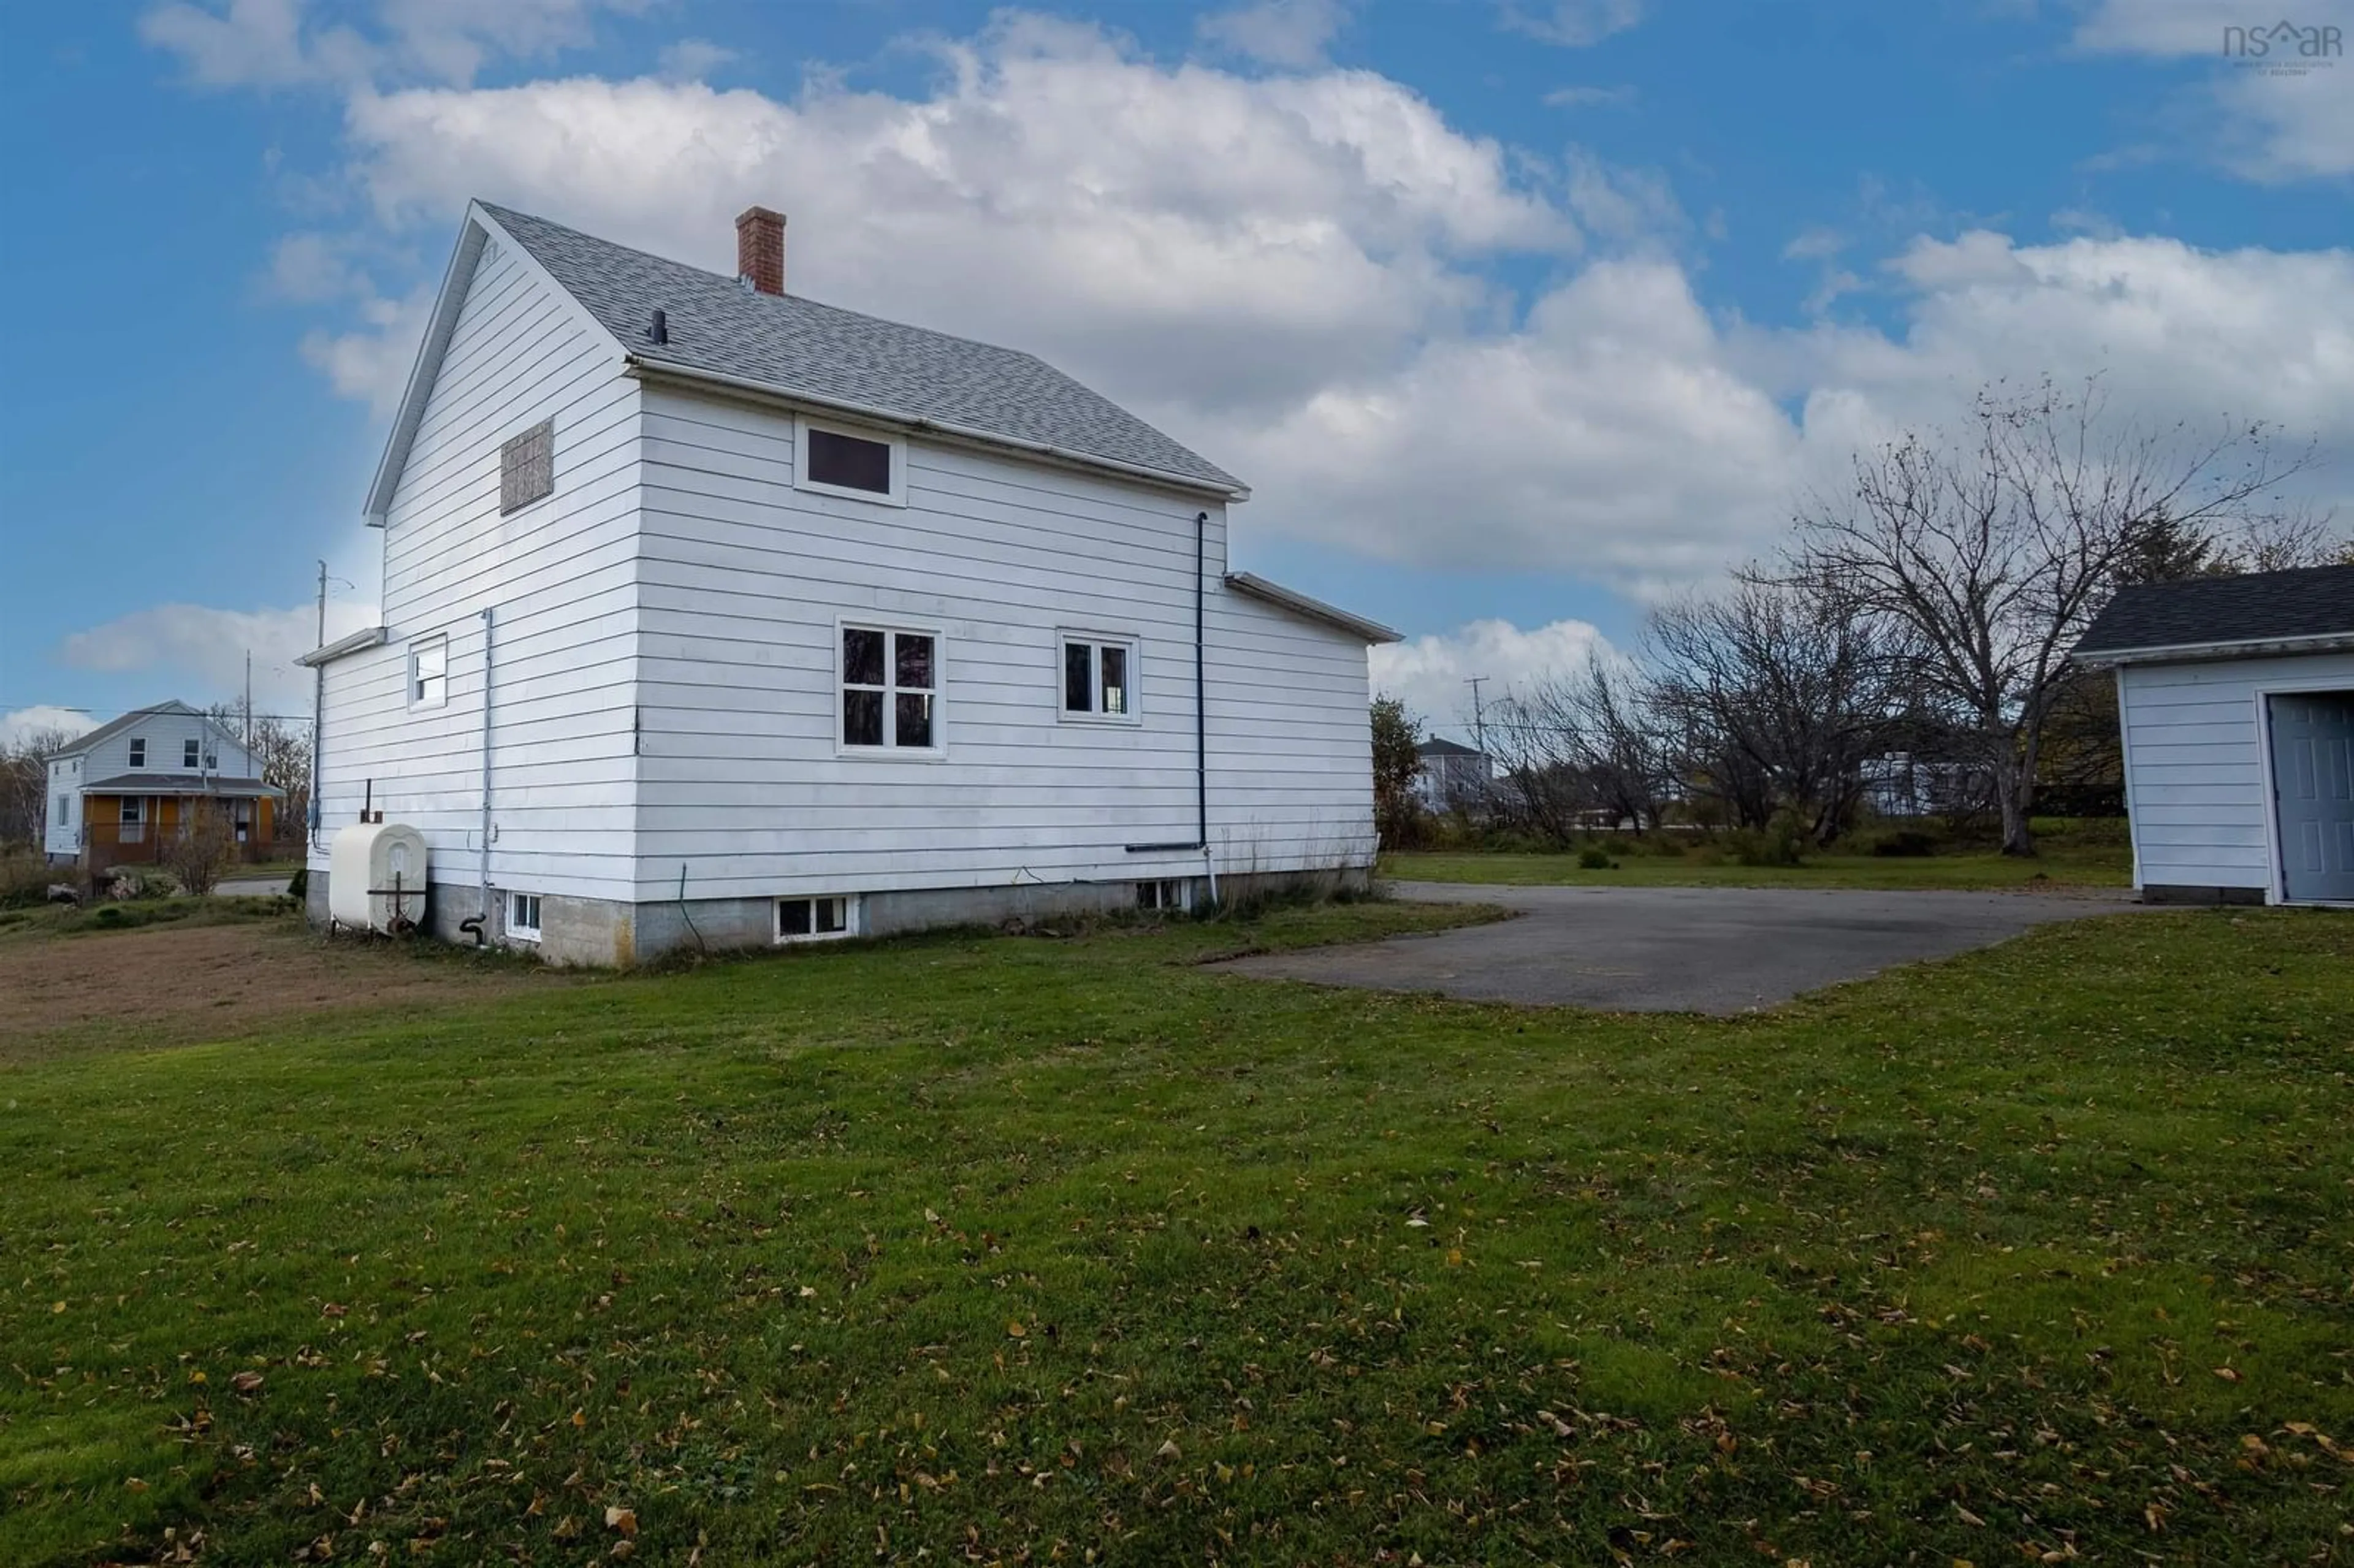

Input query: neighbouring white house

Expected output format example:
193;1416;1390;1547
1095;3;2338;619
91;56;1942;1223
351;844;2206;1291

2071;562;2354;906
300;201;1398;964
43;701;282;867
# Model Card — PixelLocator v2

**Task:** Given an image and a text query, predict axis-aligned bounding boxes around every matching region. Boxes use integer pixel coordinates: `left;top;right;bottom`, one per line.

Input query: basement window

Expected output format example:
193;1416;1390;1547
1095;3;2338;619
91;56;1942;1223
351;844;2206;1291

508;892;542;942
500;418;555;514
1061;634;1139;722
1137;878;1190;913
776;894;855;943
796;419;905;505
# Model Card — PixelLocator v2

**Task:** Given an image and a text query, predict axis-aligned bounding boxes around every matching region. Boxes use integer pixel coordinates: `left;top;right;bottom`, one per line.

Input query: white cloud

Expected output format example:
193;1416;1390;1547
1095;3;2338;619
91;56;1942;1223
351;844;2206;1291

2071;2;2354;181
655;37;737;82
55;598;379;714
1371;617;1613;740
1542;83;1636;108
192;13;2352;609
299;285;432;415
1197;0;1352;67
141;0;642;88
2;706;98;751
1501;0;1647;47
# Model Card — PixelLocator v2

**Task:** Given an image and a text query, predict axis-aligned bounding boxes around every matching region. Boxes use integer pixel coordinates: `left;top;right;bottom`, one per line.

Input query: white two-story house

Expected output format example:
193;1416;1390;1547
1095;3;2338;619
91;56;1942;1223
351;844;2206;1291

302;201;1396;964
44;701;280;867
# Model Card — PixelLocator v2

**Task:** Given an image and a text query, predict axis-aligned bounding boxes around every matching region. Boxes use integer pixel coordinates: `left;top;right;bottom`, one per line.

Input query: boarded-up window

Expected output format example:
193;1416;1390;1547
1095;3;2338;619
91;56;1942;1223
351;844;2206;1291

499;419;554;514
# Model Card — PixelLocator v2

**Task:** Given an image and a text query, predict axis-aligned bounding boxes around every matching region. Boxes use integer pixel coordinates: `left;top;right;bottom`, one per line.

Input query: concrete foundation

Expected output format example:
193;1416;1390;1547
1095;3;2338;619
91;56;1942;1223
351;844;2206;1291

303;863;1372;967
2139;883;2268;907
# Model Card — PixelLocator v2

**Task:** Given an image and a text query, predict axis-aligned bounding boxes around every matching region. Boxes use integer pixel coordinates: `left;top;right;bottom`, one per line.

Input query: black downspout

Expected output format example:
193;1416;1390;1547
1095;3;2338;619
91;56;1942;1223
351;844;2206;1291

1126;509;1211;855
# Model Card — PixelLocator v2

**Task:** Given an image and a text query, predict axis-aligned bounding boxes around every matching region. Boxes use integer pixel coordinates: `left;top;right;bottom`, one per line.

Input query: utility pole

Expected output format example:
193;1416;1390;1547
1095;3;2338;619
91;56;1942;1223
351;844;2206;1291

309;559;327;845
244;649;253;750
1465;676;1490;756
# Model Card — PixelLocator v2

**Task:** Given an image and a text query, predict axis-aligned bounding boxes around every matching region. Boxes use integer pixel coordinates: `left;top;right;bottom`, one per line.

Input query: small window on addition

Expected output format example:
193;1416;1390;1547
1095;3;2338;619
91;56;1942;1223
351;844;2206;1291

1137;879;1189;913
776;895;855;943
798;420;905;504
508;892;542;942
411;636;449;709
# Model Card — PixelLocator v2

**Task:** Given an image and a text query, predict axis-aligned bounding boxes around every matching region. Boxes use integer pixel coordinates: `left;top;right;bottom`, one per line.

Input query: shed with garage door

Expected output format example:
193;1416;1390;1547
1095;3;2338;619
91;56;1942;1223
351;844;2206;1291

2072;562;2354;906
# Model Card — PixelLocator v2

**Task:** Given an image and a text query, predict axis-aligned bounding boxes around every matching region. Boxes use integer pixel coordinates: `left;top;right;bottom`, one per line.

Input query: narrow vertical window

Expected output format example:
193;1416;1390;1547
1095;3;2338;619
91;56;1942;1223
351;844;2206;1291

410;636;449;709
129;738;147;768
184;739;201;769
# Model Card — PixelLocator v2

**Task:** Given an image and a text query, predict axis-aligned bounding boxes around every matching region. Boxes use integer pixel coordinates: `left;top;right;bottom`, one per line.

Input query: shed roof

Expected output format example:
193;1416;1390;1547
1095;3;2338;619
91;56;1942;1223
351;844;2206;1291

478;203;1244;497
2073;563;2354;663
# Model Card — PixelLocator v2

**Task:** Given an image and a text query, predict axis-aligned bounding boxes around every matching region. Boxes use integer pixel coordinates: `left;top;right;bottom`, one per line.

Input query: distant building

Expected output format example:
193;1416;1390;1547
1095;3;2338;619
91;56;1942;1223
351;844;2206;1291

43;700;283;867
1413;737;1493;812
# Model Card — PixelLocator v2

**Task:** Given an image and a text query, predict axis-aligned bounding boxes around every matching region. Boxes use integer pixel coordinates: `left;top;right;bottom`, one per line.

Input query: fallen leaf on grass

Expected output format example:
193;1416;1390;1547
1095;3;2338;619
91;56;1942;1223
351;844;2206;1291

605;1505;636;1536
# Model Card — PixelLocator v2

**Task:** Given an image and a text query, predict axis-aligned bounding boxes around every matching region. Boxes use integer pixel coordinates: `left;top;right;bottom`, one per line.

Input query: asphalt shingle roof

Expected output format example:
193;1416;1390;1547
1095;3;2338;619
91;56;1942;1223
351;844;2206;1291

2073;563;2354;655
480;203;1243;495
85;773;280;796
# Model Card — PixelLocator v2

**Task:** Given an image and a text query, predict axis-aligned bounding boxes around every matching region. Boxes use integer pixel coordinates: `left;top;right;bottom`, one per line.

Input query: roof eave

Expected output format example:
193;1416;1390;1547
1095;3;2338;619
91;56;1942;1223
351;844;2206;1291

2071;629;2354;668
299;626;389;668
1222;571;1400;644
623;356;1250;504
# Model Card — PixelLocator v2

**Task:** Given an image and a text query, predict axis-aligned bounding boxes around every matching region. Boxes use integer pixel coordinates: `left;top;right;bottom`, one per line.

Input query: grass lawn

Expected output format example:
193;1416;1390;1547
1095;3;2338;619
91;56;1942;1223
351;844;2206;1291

1385;829;2132;892
3;900;2348;1565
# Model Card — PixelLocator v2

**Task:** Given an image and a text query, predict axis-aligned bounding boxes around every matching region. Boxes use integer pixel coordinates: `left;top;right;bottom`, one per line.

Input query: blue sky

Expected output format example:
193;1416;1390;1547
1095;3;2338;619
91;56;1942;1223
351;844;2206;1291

2;0;2348;742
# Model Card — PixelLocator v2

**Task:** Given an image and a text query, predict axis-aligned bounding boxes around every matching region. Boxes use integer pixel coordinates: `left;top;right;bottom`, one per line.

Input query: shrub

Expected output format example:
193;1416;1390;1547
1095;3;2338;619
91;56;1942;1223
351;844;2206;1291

1867;828;1940;858
163;804;237;896
1577;845;1615;870
1;847;59;908
1724;813;1807;867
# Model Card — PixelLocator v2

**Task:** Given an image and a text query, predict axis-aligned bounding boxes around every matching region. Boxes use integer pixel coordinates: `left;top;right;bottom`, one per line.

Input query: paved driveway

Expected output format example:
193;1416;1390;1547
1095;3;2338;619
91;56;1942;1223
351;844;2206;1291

1211;881;2144;1014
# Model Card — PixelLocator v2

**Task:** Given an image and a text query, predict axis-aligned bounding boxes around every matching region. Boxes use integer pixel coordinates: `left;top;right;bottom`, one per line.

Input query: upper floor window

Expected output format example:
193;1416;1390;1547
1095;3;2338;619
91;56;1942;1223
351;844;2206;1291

128;738;146;768
411;636;449;709
797;419;905;506
1061;635;1138;722
839;625;939;753
184;739;200;769
500;418;555;514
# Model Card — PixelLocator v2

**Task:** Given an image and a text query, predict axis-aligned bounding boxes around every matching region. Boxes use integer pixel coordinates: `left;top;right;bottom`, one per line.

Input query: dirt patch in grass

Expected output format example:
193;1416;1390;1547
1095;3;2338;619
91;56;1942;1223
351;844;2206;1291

0;919;565;1065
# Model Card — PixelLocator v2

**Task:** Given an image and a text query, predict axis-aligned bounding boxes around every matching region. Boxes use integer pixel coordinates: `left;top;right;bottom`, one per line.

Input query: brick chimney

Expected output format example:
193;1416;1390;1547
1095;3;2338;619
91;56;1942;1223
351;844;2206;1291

736;206;786;295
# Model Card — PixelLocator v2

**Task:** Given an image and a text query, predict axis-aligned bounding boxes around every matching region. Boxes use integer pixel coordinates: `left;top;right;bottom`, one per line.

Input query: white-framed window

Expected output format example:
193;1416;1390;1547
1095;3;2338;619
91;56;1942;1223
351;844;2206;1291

838;623;942;754
128;738;146;768
120;797;142;824
1137;878;1191;913
795;417;905;506
1059;634;1140;722
508;892;543;942
183;738;200;769
231;800;253;842
56;793;70;825
410;636;449;709
775;894;856;943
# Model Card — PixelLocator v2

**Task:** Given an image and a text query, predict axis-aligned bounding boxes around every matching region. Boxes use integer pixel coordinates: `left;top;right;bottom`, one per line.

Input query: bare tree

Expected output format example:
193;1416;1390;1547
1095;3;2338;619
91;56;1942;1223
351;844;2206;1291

164;801;238;896
1792;378;2311;856
1487;652;1670;841
1647;571;1902;845
1;726;80;847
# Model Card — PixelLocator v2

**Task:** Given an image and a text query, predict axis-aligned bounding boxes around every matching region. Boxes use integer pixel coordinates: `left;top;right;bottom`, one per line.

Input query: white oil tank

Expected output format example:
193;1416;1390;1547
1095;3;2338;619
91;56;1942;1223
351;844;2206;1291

329;821;432;933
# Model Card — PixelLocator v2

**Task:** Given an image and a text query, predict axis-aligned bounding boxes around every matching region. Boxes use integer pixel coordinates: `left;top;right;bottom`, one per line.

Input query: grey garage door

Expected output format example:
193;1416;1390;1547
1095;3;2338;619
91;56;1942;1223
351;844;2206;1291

2269;691;2354;903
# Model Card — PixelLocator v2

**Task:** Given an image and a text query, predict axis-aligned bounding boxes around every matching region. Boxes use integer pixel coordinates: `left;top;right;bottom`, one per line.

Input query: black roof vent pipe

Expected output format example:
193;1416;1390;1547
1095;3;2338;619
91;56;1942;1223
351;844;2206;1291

649;308;669;345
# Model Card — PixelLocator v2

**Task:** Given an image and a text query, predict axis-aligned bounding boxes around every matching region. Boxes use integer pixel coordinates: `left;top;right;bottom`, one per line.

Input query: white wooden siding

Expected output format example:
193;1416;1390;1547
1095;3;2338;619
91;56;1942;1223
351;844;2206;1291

632;384;1372;900
310;235;643;902
2117;651;2354;895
